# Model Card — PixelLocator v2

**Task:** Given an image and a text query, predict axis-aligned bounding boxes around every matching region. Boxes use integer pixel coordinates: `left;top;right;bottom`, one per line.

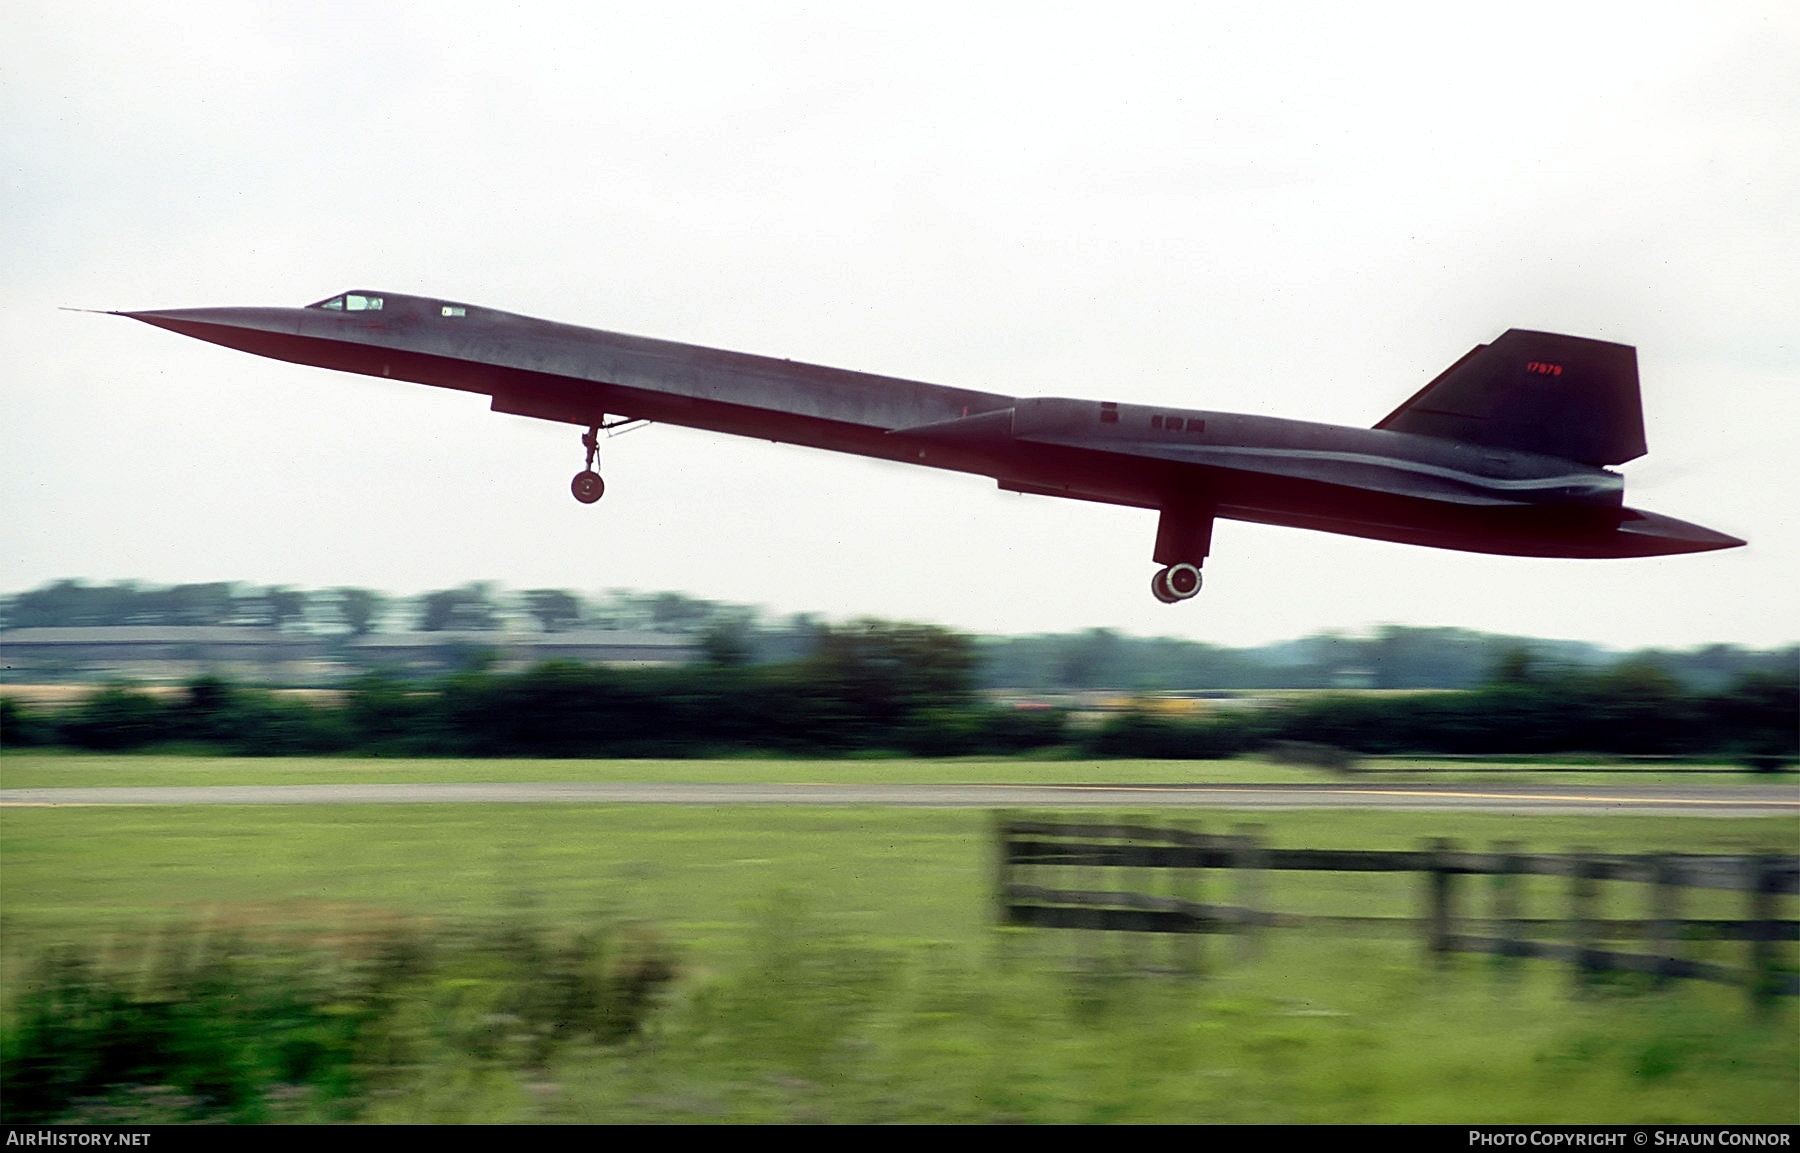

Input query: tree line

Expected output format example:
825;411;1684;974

3;627;1791;768
4;578;1794;693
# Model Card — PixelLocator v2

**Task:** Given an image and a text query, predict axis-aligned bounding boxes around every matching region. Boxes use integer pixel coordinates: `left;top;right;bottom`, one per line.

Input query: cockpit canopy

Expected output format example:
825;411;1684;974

310;291;384;312
307;291;470;318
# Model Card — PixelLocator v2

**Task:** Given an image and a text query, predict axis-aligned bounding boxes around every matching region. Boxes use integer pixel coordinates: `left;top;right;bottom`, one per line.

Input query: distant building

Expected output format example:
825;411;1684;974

346;630;698;676
0;627;328;684
1;626;698;684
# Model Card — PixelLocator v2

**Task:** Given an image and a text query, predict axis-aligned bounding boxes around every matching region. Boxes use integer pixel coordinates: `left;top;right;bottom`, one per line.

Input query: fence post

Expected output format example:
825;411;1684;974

1650;853;1682;989
1749;854;1780;1012
1571;847;1601;995
1173;818;1202;978
1426;837;1458;967
1493;841;1523;979
1123;814;1148;972
993;810;1017;967
1233;824;1266;964
1075;818;1099;973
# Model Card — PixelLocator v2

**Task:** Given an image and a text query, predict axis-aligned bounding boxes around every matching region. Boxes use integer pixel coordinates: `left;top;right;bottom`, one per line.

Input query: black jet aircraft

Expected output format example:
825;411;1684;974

117;290;1743;602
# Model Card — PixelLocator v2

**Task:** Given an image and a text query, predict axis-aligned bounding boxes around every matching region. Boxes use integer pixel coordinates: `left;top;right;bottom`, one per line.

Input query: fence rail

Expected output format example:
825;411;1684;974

995;815;1799;1005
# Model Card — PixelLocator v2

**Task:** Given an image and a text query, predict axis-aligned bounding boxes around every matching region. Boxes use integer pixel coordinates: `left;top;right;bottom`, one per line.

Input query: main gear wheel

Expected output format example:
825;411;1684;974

1151;563;1203;604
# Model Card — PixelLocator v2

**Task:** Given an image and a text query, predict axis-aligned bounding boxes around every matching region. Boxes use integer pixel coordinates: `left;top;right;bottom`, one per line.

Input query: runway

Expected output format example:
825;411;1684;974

2;781;1796;817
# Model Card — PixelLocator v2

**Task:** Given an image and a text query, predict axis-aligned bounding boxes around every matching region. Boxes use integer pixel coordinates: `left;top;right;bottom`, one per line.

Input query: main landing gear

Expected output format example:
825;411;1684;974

1150;503;1214;604
1151;563;1203;604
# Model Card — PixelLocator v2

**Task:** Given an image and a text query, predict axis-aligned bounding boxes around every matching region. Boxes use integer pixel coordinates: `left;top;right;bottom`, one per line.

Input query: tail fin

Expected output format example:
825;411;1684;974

1375;329;1647;465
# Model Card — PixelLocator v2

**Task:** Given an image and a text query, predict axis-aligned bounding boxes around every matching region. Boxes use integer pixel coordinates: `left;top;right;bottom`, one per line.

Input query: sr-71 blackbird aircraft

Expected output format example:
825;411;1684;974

118;290;1743;603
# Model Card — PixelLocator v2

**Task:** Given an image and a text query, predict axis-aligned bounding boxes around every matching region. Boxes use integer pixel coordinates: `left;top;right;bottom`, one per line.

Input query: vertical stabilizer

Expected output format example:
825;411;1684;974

1375;330;1646;465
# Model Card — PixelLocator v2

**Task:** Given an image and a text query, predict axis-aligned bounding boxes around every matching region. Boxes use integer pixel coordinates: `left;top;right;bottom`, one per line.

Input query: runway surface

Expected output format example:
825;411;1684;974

2;781;1796;817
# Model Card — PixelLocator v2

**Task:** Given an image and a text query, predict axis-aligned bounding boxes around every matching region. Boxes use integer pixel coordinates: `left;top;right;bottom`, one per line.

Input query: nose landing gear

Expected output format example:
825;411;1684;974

571;425;605;504
567;417;650;503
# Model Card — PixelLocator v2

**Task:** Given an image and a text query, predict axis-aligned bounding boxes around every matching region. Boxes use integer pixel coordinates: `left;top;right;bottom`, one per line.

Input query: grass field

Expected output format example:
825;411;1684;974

2;753;1795;1123
0;750;1784;790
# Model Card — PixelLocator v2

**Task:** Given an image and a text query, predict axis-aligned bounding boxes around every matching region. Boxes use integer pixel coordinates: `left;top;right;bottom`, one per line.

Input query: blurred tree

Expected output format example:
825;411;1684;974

1704;669;1800;771
701;618;753;667
229;585;307;629
61;687;166;750
3;580;142;627
418;583;502;631
0;697;49;746
1487;645;1541;688
1589;657;1690;754
332;588;386;636
1054;628;1123;688
267;586;307;629
178;675;237;745
808;620;978;734
521;589;585;632
164;582;237;625
644;591;717;632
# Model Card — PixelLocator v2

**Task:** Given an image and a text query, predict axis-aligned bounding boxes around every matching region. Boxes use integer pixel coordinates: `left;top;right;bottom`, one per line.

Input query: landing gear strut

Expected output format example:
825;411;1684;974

1150;503;1214;604
571;425;605;504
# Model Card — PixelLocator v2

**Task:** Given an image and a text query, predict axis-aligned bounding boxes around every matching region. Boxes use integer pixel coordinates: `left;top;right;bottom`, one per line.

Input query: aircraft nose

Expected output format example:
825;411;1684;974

114;305;303;347
119;305;261;330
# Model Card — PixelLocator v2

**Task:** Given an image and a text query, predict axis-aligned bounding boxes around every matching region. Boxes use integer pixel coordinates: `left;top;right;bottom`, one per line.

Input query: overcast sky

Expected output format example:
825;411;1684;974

3;2;1795;648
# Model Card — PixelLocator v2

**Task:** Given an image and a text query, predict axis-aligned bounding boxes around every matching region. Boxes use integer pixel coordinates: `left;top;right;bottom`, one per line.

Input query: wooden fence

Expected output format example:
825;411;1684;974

994;815;1800;1005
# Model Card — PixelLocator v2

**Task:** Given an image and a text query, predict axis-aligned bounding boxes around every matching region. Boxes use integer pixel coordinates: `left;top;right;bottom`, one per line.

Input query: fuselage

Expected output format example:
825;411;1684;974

121;290;1744;564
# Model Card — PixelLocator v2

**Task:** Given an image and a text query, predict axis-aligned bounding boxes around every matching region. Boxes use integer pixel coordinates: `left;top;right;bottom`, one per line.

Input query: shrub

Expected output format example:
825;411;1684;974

0;918;677;1123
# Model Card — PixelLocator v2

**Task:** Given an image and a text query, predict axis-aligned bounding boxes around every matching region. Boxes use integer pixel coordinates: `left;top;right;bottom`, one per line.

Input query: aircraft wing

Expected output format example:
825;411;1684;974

892;398;1618;509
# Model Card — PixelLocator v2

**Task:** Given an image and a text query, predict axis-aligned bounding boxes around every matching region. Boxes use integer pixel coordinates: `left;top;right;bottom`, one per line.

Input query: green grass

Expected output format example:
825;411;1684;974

0;750;1784;790
17;896;1789;1123
530;929;1796;1124
2;754;1796;1122
0;805;987;966
4;801;1792;967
